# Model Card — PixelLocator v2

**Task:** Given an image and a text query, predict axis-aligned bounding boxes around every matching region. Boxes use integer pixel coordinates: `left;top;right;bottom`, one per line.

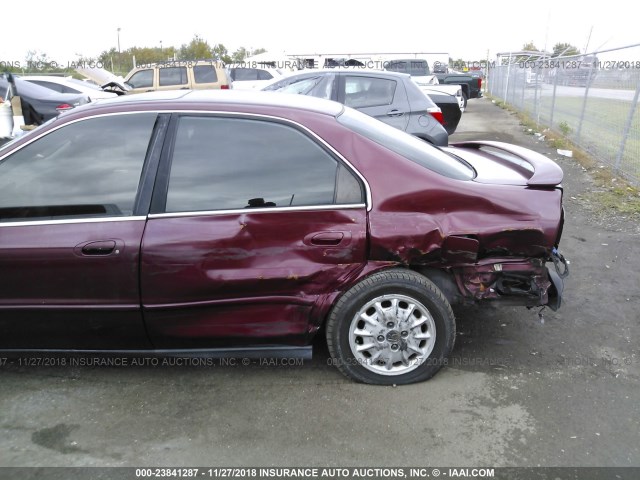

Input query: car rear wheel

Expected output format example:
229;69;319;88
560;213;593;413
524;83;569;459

326;269;456;385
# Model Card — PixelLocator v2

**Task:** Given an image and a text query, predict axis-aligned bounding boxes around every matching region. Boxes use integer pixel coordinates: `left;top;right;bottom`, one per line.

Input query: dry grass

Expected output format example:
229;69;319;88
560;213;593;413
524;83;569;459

486;94;640;215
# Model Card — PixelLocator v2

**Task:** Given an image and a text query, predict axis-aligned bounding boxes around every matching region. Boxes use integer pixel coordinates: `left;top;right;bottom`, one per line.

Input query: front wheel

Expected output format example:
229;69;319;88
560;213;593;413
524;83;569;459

326;269;456;385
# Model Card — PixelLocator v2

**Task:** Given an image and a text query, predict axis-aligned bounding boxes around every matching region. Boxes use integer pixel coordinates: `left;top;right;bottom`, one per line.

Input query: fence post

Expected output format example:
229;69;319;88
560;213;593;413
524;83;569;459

491;67;498;98
614;81;640;173
504;59;512;101
533;69;540;121
549;68;558;127
575;60;597;142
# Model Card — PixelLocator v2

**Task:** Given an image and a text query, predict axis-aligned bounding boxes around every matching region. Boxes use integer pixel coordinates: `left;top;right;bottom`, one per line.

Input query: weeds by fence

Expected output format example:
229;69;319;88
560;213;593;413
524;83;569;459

488;43;640;185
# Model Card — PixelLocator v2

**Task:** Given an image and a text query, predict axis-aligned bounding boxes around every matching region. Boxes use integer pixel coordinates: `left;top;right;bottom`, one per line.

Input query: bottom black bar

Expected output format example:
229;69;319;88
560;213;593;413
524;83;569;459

0;467;638;480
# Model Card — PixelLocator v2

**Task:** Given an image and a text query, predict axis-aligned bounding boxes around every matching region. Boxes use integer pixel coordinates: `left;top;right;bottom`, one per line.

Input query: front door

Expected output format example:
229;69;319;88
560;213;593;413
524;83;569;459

0;113;159;349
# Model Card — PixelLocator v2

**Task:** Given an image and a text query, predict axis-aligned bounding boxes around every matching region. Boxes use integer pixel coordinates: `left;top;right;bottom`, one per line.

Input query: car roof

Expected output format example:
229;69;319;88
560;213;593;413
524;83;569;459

62;89;345;117
19;75;73;82
285;68;411;79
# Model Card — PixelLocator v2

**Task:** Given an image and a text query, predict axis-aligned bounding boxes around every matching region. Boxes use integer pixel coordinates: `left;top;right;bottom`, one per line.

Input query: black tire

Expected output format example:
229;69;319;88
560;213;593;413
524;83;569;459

326;269;456;385
461;92;468;109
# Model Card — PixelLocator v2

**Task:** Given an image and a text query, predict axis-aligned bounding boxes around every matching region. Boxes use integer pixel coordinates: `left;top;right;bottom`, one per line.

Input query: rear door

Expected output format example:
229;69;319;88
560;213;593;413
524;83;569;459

0;112;165;349
140;113;368;349
337;74;410;131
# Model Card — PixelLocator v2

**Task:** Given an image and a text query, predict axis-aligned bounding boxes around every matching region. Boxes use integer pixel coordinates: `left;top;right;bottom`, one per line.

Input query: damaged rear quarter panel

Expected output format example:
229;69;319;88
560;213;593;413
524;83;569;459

311;119;563;267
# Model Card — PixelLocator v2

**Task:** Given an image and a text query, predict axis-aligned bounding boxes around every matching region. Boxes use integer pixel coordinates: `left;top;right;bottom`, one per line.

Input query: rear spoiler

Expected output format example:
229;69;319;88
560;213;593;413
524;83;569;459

451;140;564;187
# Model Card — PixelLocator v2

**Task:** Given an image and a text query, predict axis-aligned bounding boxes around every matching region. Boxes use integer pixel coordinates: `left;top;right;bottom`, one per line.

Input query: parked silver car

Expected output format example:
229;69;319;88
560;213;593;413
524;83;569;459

263;69;449;146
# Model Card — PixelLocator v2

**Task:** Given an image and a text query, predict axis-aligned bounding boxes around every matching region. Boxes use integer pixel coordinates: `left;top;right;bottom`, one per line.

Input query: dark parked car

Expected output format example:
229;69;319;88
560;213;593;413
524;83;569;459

262;69;449;146
0;91;568;385
0;74;89;125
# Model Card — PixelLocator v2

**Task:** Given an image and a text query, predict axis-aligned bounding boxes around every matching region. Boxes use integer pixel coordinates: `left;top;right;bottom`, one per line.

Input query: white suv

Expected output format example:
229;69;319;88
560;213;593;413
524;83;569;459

227;65;285;90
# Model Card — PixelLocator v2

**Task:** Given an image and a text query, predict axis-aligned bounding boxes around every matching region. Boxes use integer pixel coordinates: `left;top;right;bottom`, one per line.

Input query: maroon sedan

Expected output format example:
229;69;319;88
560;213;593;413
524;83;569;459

0;90;568;385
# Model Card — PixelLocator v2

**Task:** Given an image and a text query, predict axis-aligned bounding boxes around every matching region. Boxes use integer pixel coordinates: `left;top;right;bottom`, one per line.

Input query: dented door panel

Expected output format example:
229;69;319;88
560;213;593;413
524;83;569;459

140;208;367;348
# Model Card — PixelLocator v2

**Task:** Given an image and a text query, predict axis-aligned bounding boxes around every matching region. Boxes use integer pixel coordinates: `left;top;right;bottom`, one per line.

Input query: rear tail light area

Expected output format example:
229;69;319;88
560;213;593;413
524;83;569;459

221;84;231;90
427;106;445;125
55;104;74;112
477;77;482;89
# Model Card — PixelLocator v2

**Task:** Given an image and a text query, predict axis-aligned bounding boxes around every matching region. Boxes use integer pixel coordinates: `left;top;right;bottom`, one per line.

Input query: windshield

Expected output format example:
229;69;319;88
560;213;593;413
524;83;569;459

337;108;474;180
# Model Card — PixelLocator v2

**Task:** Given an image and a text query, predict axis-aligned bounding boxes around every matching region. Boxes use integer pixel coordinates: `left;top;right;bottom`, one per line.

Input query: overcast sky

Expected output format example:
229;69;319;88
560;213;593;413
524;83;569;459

1;0;637;67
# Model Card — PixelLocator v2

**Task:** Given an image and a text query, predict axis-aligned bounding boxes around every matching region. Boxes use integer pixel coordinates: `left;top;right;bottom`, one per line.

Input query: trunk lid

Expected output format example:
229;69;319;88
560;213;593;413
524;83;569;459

445;141;564;187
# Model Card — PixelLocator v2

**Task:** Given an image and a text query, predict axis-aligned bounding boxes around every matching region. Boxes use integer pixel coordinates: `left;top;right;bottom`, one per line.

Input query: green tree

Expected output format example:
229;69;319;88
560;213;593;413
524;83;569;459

452;57;466;71
231;46;248;63
23;50;67;74
98;47;134;75
179;35;213;60
552;43;580;58
97;45;178;76
516;42;542;63
212;44;231;64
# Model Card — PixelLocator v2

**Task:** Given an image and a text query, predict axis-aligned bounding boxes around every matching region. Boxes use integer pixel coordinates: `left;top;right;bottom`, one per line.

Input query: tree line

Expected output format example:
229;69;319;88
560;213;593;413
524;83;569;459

2;35;267;76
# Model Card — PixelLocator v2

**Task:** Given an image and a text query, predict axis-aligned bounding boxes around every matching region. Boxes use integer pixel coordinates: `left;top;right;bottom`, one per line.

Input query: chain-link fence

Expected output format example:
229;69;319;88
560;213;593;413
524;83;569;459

488;43;640;185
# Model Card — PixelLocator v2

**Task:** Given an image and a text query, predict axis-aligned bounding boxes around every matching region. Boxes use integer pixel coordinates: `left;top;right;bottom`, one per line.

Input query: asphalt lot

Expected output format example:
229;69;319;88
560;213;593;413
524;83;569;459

1;97;639;469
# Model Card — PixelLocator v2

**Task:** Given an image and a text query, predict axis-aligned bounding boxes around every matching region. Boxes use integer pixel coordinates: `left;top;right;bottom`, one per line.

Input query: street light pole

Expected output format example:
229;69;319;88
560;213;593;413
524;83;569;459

117;28;121;53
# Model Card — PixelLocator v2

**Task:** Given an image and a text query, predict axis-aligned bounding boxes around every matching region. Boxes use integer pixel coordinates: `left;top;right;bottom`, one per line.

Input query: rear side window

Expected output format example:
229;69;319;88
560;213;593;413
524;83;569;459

159;67;188;86
230;68;258;81
344;77;396;108
0;113;156;221
194;65;218;84
165;116;362;212
31;81;67;93
338;108;474;180
230;68;274;81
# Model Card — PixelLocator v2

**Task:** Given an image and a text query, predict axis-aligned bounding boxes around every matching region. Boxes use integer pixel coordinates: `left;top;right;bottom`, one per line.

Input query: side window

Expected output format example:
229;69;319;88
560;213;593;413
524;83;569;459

258;69;273;80
344;77;396;108
194;65;218;84
231;68;258;81
159;67;188;86
0;113;156;221
165;116;361;212
127;70;153;89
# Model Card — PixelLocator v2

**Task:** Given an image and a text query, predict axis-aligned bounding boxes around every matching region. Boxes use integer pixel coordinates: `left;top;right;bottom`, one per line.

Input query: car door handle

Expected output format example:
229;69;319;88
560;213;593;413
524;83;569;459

80;240;117;256
386;110;404;117
306;231;346;246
